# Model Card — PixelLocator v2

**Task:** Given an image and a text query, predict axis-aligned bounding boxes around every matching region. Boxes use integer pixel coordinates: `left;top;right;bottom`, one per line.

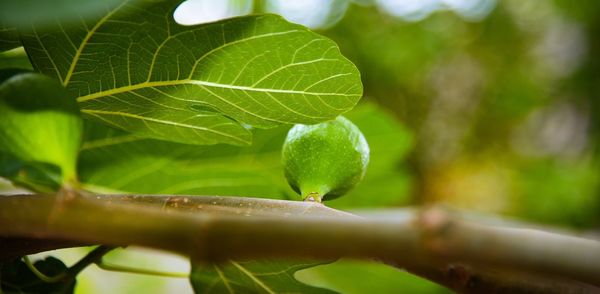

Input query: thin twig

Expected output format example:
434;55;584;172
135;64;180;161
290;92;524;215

66;245;115;277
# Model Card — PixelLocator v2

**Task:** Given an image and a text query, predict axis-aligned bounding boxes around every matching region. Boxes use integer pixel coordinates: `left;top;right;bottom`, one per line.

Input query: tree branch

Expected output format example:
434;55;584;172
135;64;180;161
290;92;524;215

402;262;600;294
0;193;598;292
0;237;84;261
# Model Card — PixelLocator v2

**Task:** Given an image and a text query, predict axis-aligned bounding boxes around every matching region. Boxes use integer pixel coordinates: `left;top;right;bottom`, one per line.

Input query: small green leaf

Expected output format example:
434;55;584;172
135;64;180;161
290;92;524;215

0;256;75;294
21;0;362;145
190;260;337;294
0;72;83;185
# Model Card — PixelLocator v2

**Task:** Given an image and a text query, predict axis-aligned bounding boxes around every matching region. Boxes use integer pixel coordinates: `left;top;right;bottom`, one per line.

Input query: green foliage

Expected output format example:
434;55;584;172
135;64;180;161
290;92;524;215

0;257;75;293
296;259;451;294
0;26;20;52
190;260;336;294
76;103;412;208
21;0;362;146
513;158;600;227
0;72;82;184
282;116;369;201
78;121;290;196
0;153;62;193
325;2;600;226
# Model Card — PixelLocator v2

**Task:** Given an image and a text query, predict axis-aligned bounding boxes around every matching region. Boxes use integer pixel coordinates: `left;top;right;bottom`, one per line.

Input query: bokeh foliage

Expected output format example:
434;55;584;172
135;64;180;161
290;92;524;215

322;0;600;228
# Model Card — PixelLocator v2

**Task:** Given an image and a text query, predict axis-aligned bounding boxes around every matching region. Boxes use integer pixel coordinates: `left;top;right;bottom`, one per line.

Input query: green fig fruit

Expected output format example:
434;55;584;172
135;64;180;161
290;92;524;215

0;72;83;185
282;116;369;202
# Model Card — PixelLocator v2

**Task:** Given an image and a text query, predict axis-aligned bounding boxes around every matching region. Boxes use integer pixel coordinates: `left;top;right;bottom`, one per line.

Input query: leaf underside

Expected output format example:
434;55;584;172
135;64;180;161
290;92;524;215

20;0;362;146
190;259;337;294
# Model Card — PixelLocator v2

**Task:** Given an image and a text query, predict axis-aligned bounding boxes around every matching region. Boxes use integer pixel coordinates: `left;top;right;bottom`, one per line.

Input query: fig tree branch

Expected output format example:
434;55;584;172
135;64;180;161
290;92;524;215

0;193;598;293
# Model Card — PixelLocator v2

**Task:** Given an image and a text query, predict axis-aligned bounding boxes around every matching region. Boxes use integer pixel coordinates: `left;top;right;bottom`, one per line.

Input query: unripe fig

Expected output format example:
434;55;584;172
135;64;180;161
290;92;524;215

0;72;82;185
282;116;369;202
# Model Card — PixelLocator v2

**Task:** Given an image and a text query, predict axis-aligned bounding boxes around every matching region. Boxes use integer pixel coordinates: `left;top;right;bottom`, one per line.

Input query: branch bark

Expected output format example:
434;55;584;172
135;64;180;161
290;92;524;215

0;193;598;292
0;237;84;260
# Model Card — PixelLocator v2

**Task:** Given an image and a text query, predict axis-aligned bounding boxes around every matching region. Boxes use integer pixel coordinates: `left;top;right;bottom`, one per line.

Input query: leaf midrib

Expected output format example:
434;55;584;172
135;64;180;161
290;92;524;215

76;78;357;102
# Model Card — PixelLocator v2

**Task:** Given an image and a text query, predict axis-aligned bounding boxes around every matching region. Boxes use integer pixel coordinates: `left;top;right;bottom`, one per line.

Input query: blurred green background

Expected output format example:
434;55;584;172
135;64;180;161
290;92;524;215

286;0;600;228
2;0;599;293
319;0;600;228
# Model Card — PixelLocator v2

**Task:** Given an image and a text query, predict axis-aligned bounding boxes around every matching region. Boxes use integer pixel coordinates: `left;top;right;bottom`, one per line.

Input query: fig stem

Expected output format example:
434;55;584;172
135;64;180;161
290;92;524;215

303;192;322;203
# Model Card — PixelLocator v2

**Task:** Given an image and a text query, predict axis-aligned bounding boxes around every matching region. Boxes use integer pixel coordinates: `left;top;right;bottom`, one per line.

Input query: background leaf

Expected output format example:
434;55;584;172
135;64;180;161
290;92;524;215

0;69;70;191
190;260;336;294
0;153;61;193
78;121;288;197
21;0;362;146
0;72;82;184
0;25;20;52
77;103;414;207
296;259;450;294
0;48;34;70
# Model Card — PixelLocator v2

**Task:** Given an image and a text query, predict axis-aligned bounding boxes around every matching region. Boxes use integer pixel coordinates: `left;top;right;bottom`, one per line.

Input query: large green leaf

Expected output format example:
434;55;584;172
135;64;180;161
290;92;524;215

21;0;362;145
190;260;336;294
77;103;413;207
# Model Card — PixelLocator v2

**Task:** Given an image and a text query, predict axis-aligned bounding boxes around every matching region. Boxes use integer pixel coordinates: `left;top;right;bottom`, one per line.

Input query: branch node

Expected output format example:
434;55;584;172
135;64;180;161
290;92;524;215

418;206;457;256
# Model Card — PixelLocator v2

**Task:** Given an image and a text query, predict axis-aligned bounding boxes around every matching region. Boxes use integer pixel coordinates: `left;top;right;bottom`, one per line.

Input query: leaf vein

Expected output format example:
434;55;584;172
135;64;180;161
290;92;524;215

63;0;129;85
230;261;276;294
81;109;248;144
